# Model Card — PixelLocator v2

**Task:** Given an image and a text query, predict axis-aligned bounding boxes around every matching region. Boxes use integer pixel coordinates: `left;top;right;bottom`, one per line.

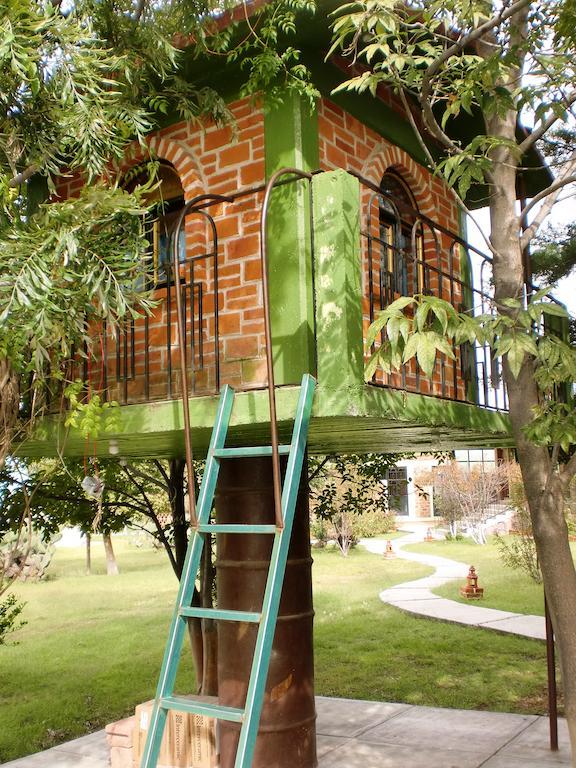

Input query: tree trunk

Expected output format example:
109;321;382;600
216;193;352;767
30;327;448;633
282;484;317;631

201;533;218;696
488;111;576;762
102;531;119;576
170;458;188;578
85;532;92;575
0;359;20;469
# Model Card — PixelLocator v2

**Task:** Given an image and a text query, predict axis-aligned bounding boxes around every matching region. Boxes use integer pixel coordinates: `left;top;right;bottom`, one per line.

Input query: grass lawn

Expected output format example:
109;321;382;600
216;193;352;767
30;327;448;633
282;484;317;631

0;537;553;762
405;537;546;615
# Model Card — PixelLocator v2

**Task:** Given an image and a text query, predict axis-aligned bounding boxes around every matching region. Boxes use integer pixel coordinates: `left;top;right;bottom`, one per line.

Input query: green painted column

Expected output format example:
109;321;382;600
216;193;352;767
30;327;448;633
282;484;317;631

264;93;319;385
311;170;364;396
459;209;478;403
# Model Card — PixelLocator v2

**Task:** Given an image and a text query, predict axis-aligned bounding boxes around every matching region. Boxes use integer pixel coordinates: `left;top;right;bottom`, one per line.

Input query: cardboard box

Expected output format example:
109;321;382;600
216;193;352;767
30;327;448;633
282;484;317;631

132;698;218;768
106;716;135;768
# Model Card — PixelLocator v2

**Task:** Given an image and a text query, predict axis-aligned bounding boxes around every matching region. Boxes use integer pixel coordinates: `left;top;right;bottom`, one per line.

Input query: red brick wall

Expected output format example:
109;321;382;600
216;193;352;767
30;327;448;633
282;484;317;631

58;95;471;406
318;99;467;401
59;98;270;404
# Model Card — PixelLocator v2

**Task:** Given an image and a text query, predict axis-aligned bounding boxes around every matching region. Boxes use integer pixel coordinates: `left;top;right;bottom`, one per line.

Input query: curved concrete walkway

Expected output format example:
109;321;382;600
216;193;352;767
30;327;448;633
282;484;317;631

362;531;546;640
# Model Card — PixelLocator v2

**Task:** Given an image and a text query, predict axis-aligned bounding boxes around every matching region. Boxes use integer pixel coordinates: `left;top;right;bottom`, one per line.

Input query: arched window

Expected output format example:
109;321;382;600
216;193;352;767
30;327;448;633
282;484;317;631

379;170;422;296
127;162;186;285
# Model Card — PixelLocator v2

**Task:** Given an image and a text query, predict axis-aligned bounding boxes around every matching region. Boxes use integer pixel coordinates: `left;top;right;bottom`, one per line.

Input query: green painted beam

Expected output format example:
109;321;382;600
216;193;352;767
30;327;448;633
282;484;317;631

458;208;479;404
264;92;319;385
20;382;513;460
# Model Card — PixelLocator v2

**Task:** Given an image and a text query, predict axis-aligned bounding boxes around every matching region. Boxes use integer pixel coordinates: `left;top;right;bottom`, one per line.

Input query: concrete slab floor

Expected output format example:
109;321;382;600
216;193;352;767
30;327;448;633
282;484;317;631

1;697;571;768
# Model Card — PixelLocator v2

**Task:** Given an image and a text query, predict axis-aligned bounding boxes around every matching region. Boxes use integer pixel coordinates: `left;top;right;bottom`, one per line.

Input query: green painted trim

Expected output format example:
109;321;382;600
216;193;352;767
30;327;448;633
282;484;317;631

458;209;479;404
359;385;511;435
20;379;512;460
312;170;364;395
263;93;319;385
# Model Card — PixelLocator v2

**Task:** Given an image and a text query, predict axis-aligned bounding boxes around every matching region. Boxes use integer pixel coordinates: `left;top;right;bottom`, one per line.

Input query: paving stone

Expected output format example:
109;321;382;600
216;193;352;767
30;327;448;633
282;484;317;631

479;614;546;640
498;715;571;763
481;754;571;767
316;735;350;759
317;738;487;767
357;705;536;756
53;730;109;760
2;700;572;768
1;749;108;768
315;696;409;738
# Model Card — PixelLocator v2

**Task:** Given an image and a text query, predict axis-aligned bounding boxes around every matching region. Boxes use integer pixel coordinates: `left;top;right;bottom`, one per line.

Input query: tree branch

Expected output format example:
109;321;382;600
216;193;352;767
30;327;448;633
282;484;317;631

396;87;496;255
419;0;533;154
153;459;171;489
561;453;576;487
518;92;576;155
520;154;576;248
131;0;148;23
122;461;168;492
8;166;38;189
307;456;331;485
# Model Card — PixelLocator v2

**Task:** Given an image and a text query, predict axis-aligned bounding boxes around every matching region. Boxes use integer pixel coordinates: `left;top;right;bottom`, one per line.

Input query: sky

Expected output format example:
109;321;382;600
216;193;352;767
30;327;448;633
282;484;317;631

466;201;576;316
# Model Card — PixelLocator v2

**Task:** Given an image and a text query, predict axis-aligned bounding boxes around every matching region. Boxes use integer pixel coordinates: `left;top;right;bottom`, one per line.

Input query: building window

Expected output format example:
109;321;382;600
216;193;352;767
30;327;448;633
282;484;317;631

128;162;186;285
386;466;409;516
379;170;423;296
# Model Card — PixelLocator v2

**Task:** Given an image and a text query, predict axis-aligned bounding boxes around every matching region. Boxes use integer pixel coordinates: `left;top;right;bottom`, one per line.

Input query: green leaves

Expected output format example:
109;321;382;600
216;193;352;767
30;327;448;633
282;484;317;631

0;184;153;379
365;294;459;380
64;382;121;440
364;291;575;408
328;0;576;209
524;402;576;456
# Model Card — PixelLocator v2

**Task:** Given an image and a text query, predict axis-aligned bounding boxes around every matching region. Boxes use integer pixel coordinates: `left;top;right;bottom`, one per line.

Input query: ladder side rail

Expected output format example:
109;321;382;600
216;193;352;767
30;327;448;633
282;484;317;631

140;385;235;768
139;519;207;768
234;374;316;768
195;385;235;517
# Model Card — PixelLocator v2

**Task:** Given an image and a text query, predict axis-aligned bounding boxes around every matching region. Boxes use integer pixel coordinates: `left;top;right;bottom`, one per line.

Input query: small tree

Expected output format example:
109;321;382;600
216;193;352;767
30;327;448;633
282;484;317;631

0;456;218;694
0;594;26;645
309;453;405;556
432;462;509;544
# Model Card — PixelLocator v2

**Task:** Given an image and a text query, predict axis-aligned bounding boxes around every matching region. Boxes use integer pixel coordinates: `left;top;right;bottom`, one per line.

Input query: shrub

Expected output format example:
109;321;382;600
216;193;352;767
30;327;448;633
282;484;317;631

445;531;464;542
310;516;329;548
0;594;26;644
350;508;396;538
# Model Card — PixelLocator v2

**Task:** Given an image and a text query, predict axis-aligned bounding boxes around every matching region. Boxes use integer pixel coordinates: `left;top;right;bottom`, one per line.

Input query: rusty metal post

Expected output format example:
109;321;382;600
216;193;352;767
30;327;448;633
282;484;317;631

171;193;232;527
215;455;317;768
544;594;559;751
259;168;312;530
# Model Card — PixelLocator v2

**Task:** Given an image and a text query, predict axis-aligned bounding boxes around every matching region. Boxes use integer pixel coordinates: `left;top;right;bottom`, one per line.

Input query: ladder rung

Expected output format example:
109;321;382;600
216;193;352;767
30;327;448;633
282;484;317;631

213;445;291;458
179;607;261;623
197;524;277;534
160;695;244;723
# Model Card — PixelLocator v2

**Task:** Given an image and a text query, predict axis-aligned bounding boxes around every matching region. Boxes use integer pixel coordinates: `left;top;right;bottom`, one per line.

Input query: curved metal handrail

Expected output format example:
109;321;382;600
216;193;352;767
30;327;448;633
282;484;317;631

171;193;233;527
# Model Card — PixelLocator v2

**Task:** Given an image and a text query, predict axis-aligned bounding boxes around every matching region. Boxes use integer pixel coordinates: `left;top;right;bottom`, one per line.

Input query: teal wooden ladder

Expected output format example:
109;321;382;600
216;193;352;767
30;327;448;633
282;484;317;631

140;373;316;768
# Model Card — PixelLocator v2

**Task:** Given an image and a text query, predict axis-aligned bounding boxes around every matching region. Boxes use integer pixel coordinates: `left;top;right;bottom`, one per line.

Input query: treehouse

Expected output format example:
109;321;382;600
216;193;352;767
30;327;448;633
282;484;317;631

19;6;553;768
25;97;533;461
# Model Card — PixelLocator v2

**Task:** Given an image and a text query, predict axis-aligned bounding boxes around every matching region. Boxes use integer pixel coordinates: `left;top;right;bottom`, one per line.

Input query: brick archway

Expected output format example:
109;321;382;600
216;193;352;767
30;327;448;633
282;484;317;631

361;142;435;216
121;135;206;201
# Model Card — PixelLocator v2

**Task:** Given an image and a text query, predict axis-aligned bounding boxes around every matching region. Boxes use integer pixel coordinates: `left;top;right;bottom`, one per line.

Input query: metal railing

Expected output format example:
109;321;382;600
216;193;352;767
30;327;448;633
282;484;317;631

355;171;509;410
70;174;316;409
60;167;566;418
